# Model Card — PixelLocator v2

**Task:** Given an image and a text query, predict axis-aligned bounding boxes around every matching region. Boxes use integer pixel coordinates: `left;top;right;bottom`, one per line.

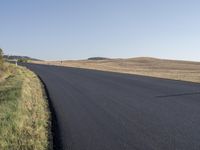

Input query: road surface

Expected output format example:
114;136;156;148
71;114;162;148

23;63;200;150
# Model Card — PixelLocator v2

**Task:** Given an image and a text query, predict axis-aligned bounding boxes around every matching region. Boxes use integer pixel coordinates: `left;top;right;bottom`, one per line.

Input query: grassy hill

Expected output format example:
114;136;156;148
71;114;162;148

32;57;200;83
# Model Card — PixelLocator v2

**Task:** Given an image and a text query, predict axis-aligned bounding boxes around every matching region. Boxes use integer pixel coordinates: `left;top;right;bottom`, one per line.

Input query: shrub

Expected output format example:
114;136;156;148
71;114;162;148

18;58;28;63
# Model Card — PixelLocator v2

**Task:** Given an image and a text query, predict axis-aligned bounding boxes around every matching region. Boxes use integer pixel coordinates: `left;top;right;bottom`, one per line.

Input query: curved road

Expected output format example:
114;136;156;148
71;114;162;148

24;63;200;150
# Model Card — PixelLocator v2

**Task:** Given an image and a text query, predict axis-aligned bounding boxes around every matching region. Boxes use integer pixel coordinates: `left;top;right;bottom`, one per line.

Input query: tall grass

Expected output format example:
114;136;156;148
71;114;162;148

0;64;50;150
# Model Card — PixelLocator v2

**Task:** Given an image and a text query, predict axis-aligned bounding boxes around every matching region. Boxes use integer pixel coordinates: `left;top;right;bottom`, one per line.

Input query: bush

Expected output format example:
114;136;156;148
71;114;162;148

18;58;28;63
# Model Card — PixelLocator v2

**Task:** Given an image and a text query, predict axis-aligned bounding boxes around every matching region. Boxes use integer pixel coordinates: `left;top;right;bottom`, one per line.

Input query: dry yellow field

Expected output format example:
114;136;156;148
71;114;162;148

32;57;200;83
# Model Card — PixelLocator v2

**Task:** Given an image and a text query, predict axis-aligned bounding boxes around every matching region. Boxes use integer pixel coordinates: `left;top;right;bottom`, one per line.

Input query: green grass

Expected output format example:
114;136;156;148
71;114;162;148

0;64;51;150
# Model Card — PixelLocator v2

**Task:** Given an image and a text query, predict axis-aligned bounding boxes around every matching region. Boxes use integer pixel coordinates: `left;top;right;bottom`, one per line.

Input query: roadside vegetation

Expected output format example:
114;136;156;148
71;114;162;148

0;48;51;150
18;58;29;63
0;49;3;68
33;57;200;83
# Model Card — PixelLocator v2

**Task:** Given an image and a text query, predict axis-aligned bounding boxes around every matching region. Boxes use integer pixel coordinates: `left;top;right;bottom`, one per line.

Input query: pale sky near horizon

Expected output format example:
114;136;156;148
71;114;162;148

1;0;200;61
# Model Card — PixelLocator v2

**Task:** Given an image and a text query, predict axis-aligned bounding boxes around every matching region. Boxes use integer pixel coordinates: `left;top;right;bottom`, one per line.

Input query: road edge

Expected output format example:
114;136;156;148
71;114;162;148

37;75;64;150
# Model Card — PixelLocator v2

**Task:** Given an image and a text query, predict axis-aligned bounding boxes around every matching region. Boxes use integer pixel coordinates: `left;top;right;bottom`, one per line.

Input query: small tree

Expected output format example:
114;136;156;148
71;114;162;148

0;48;3;69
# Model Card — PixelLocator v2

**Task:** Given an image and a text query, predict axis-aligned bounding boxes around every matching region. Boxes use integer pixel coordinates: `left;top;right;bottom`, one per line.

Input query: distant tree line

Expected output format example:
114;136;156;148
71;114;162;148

4;55;41;62
88;57;109;60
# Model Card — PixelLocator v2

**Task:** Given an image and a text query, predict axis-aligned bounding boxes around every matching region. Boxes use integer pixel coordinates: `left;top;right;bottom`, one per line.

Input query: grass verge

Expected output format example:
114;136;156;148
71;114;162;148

0;63;51;150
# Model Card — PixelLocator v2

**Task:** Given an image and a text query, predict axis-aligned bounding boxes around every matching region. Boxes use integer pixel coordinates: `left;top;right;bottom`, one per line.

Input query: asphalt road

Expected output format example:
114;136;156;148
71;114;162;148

23;63;200;150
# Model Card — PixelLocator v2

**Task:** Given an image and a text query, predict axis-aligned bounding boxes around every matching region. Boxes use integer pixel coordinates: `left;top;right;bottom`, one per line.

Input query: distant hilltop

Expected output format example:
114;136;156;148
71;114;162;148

88;57;110;60
4;55;41;61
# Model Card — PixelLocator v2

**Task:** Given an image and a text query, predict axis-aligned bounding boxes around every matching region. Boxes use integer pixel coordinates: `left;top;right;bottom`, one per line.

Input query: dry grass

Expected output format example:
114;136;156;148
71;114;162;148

33;57;200;83
0;63;50;150
0;63;10;82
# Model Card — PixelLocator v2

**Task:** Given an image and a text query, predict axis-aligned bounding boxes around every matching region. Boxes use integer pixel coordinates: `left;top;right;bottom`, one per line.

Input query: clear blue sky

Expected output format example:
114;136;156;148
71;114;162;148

1;0;200;61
